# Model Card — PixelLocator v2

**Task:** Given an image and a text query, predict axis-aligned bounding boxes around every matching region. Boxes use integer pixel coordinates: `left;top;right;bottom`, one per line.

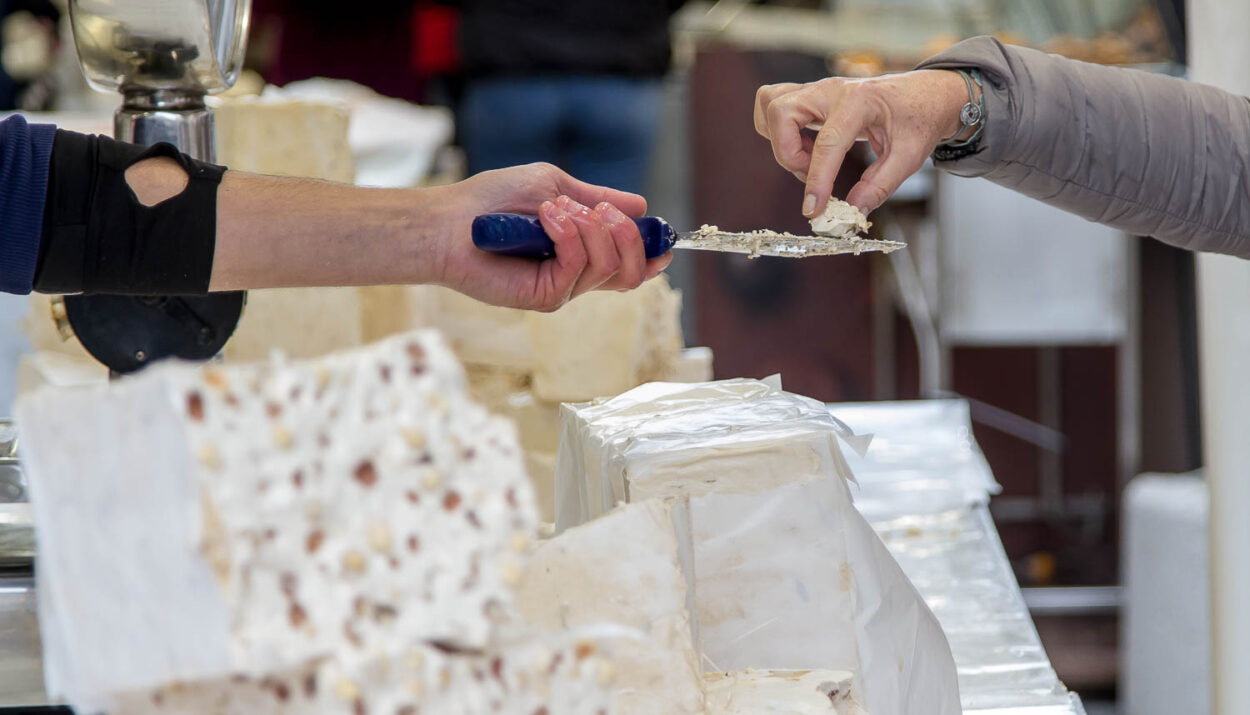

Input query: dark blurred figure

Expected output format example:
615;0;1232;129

251;0;423;103
453;1;686;194
0;0;60;110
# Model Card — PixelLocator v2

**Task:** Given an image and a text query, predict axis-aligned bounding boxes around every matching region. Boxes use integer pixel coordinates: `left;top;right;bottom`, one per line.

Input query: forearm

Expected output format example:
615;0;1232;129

208;172;448;291
34;130;652;309
919;37;1250;257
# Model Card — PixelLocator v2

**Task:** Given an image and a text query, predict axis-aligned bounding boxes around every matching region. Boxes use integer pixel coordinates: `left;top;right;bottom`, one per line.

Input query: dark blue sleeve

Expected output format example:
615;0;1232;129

0;114;56;294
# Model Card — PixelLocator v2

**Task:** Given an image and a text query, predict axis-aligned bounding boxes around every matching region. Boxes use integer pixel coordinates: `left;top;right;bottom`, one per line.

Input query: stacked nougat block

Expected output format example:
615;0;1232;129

17;332;618;714
516;498;705;714
430;275;699;523
555;378;962;715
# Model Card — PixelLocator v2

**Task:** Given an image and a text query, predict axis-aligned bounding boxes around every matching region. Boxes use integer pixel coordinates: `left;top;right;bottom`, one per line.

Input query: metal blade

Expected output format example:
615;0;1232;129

674;229;905;259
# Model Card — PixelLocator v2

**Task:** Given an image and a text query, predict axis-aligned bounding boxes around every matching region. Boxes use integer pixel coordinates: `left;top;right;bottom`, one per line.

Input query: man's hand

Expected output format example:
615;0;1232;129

753;70;969;218
432;163;673;312
210;162;670;309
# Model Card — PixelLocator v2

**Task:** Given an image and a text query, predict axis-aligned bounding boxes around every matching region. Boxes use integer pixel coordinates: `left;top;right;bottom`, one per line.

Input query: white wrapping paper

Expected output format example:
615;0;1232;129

555;378;961;715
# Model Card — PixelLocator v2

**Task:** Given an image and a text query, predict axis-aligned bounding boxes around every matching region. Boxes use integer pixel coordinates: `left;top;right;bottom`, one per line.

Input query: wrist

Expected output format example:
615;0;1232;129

392;186;450;287
934;69;983;143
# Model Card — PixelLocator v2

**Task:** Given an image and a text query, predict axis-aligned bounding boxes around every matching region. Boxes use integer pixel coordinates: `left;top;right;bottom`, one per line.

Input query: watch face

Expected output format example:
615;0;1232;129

960;102;983;127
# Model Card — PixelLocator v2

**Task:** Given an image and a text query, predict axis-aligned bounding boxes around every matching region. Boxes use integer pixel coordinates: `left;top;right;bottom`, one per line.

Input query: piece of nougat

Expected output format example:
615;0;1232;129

523;451;558;524
17;331;537;709
664;347;715;384
223;288;365;362
113;633;617;715
516;499;704;714
703;670;866;714
357;286;438;345
528;276;682;403
808;198;870;238
428;288;534;371
214;98;355;183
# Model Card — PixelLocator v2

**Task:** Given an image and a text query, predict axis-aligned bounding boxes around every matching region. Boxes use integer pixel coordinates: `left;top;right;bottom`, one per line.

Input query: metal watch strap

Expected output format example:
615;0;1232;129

934;69;986;161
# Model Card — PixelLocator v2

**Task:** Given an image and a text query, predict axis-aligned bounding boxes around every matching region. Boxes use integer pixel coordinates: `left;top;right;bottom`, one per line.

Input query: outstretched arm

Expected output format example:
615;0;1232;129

755;36;1250;257
7;113;667;309
201;161;668;311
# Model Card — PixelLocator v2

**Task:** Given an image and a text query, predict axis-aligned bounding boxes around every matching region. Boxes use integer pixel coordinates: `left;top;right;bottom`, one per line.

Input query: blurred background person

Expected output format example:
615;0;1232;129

0;0;60;110
451;0;687;194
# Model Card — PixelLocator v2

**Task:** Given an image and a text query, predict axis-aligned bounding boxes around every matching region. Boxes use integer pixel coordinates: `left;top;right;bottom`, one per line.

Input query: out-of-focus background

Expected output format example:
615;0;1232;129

0;2;1201;713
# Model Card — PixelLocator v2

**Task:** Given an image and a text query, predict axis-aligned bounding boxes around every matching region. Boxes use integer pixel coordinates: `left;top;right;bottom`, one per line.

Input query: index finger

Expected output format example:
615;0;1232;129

802;103;871;218
753;82;803;137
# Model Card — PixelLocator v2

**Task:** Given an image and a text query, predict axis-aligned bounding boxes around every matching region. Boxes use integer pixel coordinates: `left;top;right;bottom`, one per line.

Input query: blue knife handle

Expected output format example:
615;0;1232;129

472;213;676;260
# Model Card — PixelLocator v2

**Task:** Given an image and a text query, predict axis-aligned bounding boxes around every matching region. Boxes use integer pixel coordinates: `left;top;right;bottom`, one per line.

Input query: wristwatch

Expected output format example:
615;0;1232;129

933;69;985;162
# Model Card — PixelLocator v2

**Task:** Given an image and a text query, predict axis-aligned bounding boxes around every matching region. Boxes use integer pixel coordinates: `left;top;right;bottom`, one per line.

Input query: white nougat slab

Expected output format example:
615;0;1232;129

516;499;704;714
528;276;682;403
703;669;866;714
111;630;618;715
17;331;537;712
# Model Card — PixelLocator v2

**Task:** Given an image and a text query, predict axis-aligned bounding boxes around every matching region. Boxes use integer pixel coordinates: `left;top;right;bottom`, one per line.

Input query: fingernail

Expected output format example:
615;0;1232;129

559;195;588;214
802;194;817;216
795;171;808;182
595;202;625;226
542;201;569;228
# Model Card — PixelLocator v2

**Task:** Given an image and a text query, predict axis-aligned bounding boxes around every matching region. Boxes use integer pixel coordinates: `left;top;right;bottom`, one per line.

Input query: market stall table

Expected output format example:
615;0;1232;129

837;399;1087;714
0;400;1084;712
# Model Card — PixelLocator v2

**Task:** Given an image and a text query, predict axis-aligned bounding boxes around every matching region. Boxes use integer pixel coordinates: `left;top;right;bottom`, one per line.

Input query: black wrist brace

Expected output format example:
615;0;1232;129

34;130;226;295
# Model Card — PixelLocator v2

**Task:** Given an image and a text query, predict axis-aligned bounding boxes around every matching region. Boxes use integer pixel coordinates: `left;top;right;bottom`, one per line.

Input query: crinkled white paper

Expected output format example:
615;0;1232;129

555;377;960;715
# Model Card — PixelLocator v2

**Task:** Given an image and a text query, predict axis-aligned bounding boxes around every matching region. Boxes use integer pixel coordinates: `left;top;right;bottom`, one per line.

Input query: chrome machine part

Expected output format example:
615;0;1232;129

62;0;253;375
115;89;216;161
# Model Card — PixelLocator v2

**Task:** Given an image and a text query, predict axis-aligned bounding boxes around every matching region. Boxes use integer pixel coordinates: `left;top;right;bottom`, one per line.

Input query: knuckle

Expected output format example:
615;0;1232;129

865;183;889;206
765;97;790;125
812;128;845;151
532;161;560;179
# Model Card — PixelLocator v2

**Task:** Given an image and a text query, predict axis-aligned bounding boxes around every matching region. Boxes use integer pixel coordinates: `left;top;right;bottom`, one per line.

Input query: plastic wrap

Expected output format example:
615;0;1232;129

555;378;961;715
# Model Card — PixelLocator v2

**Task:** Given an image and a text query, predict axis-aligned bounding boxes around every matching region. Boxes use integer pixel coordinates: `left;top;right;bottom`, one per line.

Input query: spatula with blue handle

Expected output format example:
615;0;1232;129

471;213;904;260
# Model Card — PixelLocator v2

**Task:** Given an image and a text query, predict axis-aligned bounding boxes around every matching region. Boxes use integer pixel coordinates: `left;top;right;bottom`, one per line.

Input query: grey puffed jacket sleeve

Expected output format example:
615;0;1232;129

917;36;1250;257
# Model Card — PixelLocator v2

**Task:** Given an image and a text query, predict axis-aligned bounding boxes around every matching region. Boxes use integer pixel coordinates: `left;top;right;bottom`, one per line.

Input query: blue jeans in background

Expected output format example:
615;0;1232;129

460;76;663;195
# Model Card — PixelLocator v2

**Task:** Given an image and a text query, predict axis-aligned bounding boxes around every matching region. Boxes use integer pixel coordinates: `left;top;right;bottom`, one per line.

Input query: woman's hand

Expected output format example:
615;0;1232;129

431;163;673;312
753;70;971;218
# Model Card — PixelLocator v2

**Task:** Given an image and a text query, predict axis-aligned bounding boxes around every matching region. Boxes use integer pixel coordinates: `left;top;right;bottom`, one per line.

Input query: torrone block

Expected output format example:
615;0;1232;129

515;498;704;714
527;275;682;403
17;331;537;711
703;669;866;714
110;631;618;715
